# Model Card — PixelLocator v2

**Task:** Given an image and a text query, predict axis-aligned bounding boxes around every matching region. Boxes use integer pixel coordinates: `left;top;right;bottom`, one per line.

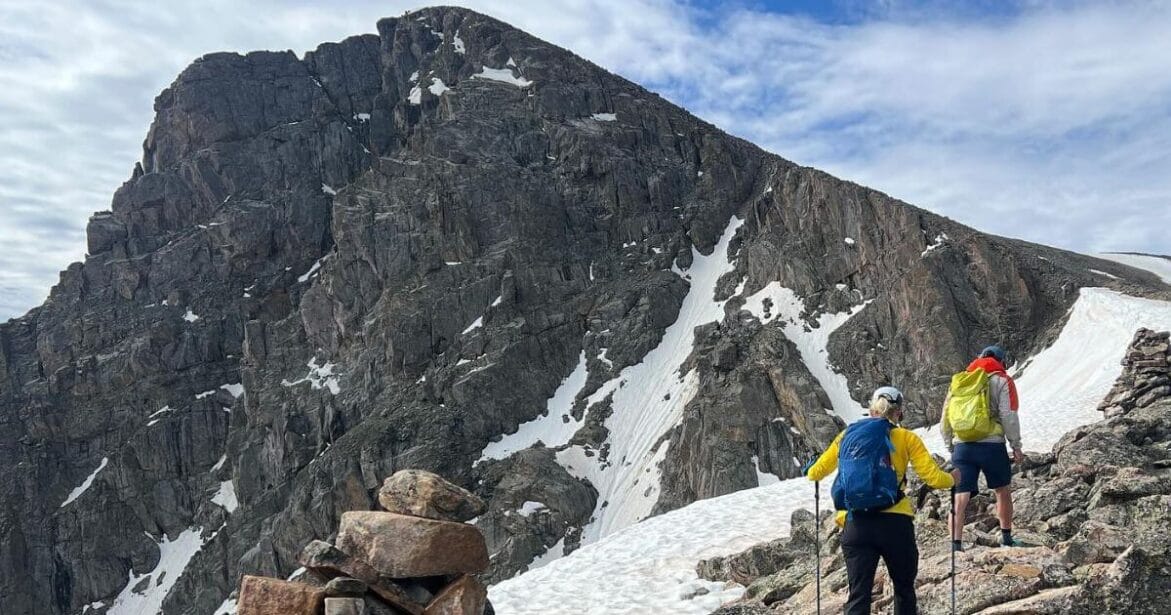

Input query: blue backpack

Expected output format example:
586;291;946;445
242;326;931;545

831;418;905;514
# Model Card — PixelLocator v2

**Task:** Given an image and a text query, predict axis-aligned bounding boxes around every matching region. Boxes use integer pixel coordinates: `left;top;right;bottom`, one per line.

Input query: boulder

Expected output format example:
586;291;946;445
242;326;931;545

299;540;427;615
326;597;367;615
1067;546;1171;615
974;586;1079;614
237;576;324;615
379;470;487;523
325;576;368;597
337;511;489;578
745;558;813;604
424;575;488;615
1058;521;1132;566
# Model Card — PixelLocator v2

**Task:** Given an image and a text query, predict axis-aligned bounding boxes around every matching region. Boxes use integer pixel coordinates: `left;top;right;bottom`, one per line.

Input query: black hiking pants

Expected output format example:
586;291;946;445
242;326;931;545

841;512;919;614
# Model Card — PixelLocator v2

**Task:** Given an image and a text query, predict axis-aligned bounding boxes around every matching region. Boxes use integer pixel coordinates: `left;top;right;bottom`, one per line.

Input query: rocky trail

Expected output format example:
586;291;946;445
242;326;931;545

705;328;1171;614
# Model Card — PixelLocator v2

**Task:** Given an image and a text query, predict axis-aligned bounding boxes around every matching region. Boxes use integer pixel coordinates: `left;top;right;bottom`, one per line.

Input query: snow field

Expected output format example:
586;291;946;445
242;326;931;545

921;287;1171;455
490;479;812;614
1097;252;1171;284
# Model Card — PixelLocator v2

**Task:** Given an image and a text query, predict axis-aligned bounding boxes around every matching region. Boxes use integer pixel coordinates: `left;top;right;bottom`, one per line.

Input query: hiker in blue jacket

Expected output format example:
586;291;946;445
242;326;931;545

807;387;959;615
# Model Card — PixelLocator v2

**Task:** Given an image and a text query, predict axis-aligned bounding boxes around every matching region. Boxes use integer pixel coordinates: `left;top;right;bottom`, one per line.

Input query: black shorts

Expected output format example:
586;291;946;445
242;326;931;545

952;442;1012;494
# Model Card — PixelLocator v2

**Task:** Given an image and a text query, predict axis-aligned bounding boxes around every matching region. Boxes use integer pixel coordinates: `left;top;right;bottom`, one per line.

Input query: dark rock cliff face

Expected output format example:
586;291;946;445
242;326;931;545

0;7;1167;615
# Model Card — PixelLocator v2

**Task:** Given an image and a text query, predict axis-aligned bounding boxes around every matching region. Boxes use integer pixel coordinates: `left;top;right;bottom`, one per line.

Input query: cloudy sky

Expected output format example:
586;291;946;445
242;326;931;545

1;0;1169;320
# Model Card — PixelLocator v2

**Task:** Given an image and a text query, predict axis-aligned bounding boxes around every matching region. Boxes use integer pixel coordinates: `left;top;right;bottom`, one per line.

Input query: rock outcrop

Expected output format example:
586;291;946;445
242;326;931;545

704;334;1171;614
1;6;1168;615
1098;328;1171;417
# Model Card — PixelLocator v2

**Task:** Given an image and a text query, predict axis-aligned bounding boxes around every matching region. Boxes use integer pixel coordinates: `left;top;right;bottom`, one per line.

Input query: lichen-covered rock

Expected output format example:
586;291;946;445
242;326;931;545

325;597;367;615
324;577;368;598
299;540;427;615
336;512;489;578
1066;546;1171;615
378;469;487;522
237;576;324;615
1058;521;1131;566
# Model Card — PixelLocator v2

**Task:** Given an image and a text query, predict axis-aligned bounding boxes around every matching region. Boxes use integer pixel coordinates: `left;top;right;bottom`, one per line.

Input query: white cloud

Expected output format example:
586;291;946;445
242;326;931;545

1;1;1168;320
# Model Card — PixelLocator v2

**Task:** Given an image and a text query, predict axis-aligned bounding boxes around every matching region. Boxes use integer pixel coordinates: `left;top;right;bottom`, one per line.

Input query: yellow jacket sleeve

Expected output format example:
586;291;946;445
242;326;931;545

905;430;954;489
806;433;843;482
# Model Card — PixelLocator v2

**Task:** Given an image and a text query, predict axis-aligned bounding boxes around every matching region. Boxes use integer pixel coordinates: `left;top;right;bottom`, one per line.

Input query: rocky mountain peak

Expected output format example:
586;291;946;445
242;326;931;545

1;7;1169;615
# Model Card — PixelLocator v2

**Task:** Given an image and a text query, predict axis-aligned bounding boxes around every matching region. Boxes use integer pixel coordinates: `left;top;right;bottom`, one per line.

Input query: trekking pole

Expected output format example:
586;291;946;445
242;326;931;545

815;480;821;615
950;486;957;615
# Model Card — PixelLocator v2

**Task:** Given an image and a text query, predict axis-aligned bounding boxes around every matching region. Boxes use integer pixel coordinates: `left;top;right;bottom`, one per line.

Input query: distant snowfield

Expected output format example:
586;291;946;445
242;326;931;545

1097;252;1171;284
490;284;1171;614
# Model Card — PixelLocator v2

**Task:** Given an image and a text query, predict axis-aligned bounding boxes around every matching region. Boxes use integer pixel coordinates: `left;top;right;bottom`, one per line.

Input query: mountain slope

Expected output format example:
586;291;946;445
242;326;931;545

0;7;1167;615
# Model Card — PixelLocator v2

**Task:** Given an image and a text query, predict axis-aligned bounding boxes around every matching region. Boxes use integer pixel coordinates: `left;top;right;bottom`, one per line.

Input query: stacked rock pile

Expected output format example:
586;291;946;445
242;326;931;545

1098;328;1171;417
236;469;491;615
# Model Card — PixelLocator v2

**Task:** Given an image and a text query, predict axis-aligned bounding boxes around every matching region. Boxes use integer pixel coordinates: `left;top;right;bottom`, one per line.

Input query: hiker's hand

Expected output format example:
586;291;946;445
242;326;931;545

1012;448;1024;464
950;468;962;483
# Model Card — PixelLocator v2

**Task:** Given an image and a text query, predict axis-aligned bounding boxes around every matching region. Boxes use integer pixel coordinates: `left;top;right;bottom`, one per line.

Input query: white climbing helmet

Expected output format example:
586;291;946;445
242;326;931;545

871;386;904;406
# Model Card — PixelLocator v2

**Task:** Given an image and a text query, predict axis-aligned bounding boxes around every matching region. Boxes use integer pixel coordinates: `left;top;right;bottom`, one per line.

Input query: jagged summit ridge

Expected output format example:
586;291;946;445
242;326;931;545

1;7;1168;615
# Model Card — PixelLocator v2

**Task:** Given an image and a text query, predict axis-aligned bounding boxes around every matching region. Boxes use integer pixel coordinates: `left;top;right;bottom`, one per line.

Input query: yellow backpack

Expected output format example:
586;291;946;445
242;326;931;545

946;370;998;441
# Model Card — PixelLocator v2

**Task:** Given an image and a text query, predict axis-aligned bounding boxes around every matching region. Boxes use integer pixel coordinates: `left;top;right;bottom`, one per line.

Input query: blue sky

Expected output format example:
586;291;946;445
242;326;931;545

1;0;1169;320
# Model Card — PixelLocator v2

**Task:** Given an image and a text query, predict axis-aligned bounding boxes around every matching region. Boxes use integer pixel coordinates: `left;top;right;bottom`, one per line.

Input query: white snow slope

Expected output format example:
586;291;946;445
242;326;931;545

479;351;590;462
555;217;746;543
106;528;207;615
490;284;1171;614
1097;252;1171;285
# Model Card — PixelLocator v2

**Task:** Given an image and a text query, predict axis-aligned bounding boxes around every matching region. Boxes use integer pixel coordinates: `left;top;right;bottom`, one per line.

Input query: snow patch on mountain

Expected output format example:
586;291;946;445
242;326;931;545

281;358;341;395
491;479;809;614
479;351;589;463
107;528;207;615
212;480;238;513
60;457;109;508
473;62;532;87
554;216;745;546
740;283;871;421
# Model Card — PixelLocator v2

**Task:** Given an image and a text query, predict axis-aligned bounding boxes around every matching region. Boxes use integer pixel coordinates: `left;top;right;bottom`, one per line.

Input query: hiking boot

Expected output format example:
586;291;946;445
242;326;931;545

999;538;1025;547
952;540;964;553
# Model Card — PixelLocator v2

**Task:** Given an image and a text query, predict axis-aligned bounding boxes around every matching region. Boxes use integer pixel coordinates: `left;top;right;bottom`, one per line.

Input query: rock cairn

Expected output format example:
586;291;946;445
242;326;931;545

236;470;491;615
1098;328;1171;417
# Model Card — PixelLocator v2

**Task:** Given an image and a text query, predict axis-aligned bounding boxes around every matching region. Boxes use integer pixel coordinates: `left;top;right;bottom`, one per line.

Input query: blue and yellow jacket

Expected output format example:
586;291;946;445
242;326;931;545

806;422;954;526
